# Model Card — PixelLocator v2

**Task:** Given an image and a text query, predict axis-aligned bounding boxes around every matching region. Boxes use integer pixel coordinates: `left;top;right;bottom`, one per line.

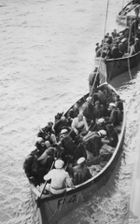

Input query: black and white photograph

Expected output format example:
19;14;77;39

0;0;140;223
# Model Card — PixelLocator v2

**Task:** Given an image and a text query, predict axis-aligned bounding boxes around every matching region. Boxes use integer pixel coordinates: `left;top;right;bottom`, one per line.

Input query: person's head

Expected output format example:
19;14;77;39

97;129;107;137
86;96;92;104
54;159;64;169
35;137;45;148
43;124;54;137
55;112;63;121
59;128;69;140
68;108;74;118
135;38;139;43
47;147;55;157
94;100;100;106
61;114;66;121
113;29;117;34
77;157;86;167
45;140;51;148
121;38;127;44
46;122;53;132
106;124;114;134
73;103;79;110
108;102;116;110
40;141;45;147
36;137;43;144
96;118;105;125
114;95;120;101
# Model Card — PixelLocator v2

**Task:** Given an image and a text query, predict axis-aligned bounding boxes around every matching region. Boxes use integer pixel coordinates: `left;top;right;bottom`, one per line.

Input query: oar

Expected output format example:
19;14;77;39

37;160;55;205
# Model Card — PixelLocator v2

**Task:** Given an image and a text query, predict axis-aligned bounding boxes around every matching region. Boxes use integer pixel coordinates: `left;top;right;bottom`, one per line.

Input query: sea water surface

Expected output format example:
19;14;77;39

0;0;140;223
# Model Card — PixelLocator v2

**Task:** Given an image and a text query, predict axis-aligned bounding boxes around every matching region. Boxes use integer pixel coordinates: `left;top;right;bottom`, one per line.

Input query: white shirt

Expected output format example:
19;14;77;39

44;168;72;190
72;116;88;134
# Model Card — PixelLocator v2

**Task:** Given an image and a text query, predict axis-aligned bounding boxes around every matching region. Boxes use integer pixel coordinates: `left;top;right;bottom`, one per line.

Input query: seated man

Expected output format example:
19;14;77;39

82;97;95;125
88;67;100;95
93;89;106;105
74;136;87;162
94;100;106;119
59;128;77;163
106;124;118;147
44;159;73;195
111;43;122;58
114;95;123;111
72;157;92;185
35;137;47;154
67;103;79;121
108;102;122;126
54;113;70;136
92;117;106;132
37;122;57;145
85;129;107;158
71;111;89;136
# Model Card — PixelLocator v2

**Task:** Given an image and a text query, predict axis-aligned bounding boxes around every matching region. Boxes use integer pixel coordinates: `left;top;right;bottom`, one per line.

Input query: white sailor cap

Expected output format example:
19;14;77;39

60;128;68;134
45;140;51;148
77;157;86;165
55;159;64;169
86;96;92;102
109;102;116;108
121;38;127;43
36;137;43;143
98;129;107;137
97;118;105;124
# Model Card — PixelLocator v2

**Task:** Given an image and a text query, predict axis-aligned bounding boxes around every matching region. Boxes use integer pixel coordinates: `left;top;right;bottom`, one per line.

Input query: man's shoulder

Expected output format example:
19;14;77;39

60;169;69;175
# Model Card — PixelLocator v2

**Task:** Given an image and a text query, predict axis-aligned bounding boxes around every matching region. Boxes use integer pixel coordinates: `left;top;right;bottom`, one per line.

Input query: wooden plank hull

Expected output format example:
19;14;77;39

30;83;126;224
95;51;140;82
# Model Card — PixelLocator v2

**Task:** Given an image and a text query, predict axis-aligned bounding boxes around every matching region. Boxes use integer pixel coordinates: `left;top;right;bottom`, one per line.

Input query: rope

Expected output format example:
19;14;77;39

127;31;133;80
38;160;55;201
127;16;136;80
90;0;110;96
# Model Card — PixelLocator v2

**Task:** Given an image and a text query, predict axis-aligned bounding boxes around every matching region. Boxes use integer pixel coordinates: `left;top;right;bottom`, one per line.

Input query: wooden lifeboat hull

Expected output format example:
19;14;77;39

95;51;140;82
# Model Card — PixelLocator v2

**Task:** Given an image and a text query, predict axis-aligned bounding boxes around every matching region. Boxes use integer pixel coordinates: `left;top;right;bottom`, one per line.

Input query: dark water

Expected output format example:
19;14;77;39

0;0;140;223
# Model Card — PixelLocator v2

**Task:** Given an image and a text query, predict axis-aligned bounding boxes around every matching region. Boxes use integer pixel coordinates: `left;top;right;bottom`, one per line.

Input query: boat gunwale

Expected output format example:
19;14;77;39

95;50;140;63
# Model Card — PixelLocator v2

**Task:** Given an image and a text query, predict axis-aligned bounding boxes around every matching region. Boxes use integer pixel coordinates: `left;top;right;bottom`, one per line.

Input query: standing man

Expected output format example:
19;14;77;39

88;67;100;96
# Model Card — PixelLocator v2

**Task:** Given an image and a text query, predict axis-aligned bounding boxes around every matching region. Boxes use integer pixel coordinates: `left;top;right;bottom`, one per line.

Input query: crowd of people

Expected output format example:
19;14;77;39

95;18;140;59
23;85;123;195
